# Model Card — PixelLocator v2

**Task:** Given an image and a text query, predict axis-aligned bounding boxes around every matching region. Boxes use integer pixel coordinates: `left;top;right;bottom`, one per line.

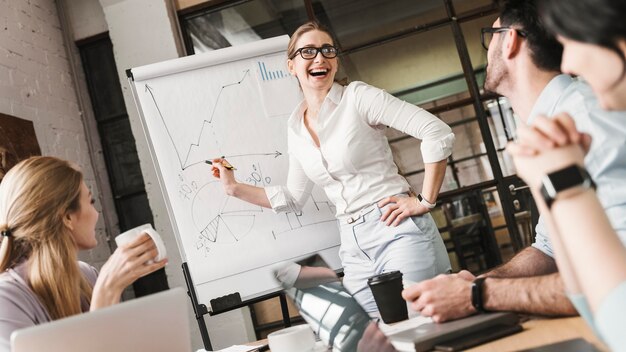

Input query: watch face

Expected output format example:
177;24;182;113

541;165;595;208
550;165;587;192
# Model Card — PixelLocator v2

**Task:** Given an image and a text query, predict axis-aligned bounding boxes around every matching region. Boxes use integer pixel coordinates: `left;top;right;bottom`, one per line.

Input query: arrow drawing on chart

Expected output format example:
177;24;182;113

181;151;283;170
223;151;282;159
144;69;252;170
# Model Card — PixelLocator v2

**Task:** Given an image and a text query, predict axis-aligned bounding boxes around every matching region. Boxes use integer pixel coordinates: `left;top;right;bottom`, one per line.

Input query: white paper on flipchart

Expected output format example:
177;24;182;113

130;36;342;306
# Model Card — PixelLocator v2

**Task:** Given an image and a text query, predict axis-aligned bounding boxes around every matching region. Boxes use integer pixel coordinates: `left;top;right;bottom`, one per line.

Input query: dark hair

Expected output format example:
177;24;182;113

499;0;562;72
540;0;626;79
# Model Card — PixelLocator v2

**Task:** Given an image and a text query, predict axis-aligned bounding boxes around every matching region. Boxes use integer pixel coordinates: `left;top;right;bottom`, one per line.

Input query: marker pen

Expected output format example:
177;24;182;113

205;160;237;170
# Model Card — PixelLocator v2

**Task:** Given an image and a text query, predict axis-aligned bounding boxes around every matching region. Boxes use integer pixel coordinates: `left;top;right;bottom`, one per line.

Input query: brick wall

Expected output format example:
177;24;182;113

0;0;112;267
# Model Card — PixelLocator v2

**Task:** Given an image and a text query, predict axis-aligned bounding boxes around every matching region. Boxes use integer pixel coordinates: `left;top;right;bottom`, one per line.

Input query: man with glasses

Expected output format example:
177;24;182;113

480;27;527;52
402;0;626;323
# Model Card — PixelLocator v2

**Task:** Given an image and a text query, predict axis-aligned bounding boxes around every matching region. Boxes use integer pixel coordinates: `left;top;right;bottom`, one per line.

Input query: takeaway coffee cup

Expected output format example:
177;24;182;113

367;270;408;324
267;324;316;352
115;224;167;264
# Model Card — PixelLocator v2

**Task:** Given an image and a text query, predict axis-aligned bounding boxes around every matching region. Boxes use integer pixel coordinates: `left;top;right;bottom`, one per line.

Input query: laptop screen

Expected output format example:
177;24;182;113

11;288;191;352
277;255;371;352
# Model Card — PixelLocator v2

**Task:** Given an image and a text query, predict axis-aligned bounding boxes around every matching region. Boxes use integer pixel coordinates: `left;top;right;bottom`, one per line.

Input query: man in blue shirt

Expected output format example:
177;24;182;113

402;0;626;323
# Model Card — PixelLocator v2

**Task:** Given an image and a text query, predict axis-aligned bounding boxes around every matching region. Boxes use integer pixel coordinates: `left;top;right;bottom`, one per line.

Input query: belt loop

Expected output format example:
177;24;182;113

347;216;358;224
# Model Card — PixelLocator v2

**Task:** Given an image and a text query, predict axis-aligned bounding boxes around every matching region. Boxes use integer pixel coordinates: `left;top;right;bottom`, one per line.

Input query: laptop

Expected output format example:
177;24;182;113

277;255;521;352
11;287;191;352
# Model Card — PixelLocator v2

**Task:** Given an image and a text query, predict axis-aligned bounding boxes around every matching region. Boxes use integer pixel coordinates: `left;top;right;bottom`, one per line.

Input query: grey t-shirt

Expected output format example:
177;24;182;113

0;261;98;351
529;75;626;256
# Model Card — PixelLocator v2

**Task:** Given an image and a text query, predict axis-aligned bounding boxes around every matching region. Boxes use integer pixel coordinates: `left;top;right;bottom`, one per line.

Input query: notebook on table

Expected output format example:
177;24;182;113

276;254;522;352
11;287;191;352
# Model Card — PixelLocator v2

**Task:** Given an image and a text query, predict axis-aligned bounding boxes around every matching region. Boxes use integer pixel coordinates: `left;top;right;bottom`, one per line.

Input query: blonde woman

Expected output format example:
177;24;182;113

213;21;454;313
0;156;167;350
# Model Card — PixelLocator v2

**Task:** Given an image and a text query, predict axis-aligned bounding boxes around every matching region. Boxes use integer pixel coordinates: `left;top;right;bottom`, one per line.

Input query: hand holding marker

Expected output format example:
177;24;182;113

207;157;236;178
206;158;236;170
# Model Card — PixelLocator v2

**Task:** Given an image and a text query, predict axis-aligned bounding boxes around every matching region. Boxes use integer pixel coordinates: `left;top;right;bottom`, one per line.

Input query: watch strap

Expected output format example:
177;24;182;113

417;193;436;209
540;183;556;209
471;277;488;313
540;164;596;209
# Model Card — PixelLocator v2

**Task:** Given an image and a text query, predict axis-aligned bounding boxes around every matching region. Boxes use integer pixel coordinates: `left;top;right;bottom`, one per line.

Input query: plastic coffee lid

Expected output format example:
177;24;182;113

367;270;403;285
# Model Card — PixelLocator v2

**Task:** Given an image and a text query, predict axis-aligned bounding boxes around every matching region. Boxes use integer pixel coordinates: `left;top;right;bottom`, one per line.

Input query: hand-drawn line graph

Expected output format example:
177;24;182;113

145;70;285;171
142;64;337;258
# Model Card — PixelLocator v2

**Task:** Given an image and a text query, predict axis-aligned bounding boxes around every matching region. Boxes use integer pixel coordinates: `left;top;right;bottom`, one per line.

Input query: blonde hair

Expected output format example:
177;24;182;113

0;156;93;320
287;21;348;86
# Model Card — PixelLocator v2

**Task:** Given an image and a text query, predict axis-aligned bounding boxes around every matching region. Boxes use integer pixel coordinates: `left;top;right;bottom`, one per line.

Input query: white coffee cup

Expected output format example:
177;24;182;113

114;224;167;263
267;325;315;352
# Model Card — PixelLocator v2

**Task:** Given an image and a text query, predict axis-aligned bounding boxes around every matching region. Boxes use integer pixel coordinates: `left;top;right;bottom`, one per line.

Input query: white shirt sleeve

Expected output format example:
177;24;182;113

531;215;555;258
274;263;302;289
264;153;314;213
352;82;455;163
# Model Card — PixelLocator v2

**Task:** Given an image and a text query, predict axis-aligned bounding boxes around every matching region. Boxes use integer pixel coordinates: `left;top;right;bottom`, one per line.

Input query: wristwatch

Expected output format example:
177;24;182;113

471;277;488;313
417;193;436;209
539;164;596;209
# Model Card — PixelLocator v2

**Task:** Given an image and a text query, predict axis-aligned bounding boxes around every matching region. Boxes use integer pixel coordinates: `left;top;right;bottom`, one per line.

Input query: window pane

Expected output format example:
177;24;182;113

434;91;474;124
498;150;516;177
459;13;499;75
441;166;460;192
340;25;467;94
485;97;519;176
183;0;308;53
313;0;447;49
485;97;517;142
451;120;484;161
405;166;460;193
456;156;493;186
387;92;483;193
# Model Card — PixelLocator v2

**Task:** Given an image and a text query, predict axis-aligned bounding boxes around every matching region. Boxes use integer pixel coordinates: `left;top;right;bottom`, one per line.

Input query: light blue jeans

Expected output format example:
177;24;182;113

338;199;451;313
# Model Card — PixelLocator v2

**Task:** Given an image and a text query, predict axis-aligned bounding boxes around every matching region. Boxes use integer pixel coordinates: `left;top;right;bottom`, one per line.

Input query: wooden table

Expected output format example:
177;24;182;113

249;317;606;351
467;316;606;351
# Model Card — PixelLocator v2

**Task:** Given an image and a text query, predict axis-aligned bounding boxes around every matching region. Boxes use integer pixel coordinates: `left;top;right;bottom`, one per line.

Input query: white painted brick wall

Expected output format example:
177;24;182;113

0;0;112;268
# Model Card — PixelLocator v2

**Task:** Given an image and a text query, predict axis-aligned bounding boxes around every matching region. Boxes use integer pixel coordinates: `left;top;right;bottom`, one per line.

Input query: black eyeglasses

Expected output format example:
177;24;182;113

290;45;339;60
480;27;528;50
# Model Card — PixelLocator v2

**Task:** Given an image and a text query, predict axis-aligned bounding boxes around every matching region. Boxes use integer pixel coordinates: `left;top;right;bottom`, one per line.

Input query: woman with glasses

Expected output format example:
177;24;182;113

212;21;454;313
506;0;626;349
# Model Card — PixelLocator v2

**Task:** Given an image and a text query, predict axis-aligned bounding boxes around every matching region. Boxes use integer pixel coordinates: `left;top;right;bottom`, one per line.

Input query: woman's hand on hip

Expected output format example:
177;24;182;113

378;195;429;227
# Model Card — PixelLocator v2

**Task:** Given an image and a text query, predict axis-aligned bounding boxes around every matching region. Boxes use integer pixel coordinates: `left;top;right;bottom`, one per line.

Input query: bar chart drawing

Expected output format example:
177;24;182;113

257;61;288;81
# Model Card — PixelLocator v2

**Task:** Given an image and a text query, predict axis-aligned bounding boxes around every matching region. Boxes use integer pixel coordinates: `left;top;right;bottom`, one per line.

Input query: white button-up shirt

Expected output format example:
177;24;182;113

265;81;455;218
